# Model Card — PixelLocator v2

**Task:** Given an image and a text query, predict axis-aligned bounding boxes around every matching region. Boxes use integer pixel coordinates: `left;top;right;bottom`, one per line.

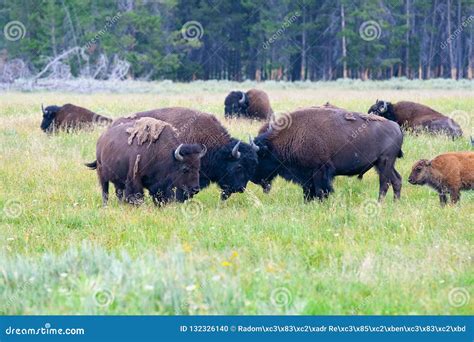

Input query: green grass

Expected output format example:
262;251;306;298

0;82;473;315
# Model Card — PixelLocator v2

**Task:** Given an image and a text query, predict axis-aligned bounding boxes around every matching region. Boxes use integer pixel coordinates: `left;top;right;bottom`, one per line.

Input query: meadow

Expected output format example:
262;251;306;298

0;80;472;315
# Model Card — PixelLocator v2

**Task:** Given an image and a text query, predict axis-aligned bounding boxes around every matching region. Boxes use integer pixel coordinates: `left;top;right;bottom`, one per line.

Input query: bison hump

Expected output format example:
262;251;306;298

126;117;174;146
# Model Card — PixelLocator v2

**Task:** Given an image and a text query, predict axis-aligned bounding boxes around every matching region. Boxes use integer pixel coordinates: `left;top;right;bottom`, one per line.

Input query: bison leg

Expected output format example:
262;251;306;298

449;189;461;204
303;185;315;202
375;159;391;202
100;179;109;206
312;168;333;201
390;168;402;200
438;191;448;206
115;185;125;202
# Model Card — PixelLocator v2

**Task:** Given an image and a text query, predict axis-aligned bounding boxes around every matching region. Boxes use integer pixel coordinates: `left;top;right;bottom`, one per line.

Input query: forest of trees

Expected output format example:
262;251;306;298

0;0;473;82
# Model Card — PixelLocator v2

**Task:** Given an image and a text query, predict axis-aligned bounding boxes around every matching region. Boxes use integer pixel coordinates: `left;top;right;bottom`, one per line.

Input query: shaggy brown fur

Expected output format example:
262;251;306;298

126;117;174;146
408;152;474;205
85;117;206;206
41;103;112;132
112;107;259;199
253;107;404;201
246;89;273;120
368;100;463;138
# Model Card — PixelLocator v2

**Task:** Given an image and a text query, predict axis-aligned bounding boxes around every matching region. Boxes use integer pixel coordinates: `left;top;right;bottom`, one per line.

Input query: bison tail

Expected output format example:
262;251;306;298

85;160;97;170
397;149;404;158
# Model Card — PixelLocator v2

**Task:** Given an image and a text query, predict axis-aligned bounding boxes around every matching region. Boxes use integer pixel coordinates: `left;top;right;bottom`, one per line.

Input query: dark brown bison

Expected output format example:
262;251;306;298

41;103;112;133
367;100;463;138
112;107;259;200
224;89;273;120
251;107;404;201
408;152;474;206
86;117;206;205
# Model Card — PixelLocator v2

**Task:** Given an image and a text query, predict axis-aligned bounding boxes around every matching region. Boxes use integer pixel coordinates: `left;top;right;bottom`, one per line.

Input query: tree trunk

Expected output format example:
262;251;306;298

405;0;410;77
341;3;348;78
300;9;307;81
447;0;457;79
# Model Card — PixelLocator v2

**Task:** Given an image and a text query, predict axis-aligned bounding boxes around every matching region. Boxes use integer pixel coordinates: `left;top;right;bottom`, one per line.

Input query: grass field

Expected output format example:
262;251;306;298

0;81;472;315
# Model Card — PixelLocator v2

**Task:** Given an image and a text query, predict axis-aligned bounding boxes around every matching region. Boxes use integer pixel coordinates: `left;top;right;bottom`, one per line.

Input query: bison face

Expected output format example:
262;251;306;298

224;91;249;118
408;159;431;185
368;100;388;116
212;139;258;200
172;144;207;202
41;105;61;132
250;138;279;193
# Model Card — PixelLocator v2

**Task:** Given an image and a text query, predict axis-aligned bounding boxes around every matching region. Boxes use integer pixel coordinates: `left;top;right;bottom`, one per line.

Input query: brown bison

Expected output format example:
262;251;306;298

251;107;404;201
41;103;112;132
408;152;474;205
367;100;463;138
224;89;273;120
112;107;259;200
86;117;206;205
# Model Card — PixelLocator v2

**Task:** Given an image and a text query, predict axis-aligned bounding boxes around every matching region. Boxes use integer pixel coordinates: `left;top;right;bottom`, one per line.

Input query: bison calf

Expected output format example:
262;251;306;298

86;117;206;206
408;152;474;205
41;103;112;133
224;89;273;120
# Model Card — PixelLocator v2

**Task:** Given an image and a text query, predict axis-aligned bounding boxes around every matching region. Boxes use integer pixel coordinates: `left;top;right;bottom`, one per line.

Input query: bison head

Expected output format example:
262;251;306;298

224;91;249;118
250;135;280;193
171;143;207;202
210;139;258;200
408;159;431;185
41;104;62;132
368;99;389;115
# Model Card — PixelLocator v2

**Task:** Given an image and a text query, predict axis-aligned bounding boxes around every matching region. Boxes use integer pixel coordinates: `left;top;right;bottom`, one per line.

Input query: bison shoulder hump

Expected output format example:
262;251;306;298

126;117;175;146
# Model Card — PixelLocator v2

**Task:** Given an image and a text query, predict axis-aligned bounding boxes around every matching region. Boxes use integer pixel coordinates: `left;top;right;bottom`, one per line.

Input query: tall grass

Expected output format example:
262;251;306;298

0;82;472;314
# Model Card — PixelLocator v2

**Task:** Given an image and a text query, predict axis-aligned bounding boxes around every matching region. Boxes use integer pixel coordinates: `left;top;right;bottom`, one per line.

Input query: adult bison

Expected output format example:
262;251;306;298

251;107;404;201
224;89;273;120
86;117;206;206
112;107;259;200
41;103;112;133
367;100;463;138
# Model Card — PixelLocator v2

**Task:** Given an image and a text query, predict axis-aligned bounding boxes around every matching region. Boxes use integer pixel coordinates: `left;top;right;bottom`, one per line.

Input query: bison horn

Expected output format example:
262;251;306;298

174;144;184;161
198;144;207;158
382;100;388;113
248;135;260;152
238;92;246;104
232;140;241;159
41;104;46;115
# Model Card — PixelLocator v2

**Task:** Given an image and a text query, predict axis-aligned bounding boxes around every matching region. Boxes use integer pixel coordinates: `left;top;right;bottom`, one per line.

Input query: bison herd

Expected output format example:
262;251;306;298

40;89;473;207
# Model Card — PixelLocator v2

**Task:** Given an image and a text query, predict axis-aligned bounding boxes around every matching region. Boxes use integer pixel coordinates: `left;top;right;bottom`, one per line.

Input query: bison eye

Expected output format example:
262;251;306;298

182;166;190;174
